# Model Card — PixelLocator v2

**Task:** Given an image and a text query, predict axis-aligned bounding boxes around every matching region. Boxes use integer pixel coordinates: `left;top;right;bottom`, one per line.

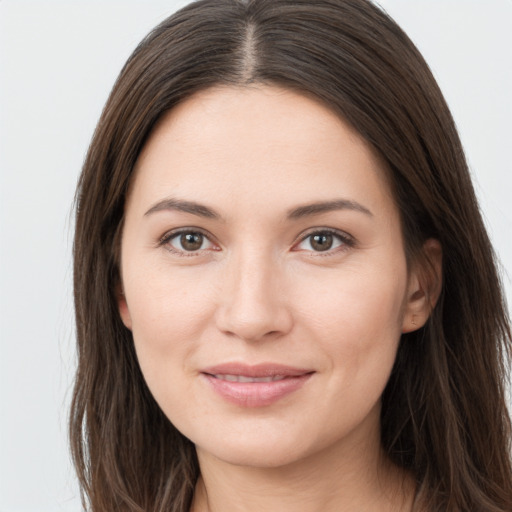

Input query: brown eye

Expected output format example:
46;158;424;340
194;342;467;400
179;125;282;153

310;233;333;251
294;229;353;254
179;232;204;251
165;230;213;253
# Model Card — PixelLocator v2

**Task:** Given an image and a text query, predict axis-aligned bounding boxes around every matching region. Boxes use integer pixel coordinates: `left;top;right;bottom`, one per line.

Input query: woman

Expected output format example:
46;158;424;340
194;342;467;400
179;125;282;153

70;0;512;511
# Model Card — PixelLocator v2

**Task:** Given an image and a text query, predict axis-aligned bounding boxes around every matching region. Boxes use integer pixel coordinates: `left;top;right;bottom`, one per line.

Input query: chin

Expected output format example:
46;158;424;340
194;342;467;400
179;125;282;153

199;443;307;469
192;426;328;470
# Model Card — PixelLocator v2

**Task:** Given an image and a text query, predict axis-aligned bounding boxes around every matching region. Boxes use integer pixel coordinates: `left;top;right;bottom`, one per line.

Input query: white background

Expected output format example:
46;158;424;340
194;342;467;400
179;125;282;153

0;1;511;510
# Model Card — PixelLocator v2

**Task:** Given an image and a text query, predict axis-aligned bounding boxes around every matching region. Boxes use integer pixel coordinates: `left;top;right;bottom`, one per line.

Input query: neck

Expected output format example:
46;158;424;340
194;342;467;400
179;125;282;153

190;417;415;512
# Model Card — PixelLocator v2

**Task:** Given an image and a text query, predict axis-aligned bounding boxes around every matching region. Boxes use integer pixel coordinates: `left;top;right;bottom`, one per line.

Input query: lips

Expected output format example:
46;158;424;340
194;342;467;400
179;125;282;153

201;363;314;407
211;374;288;383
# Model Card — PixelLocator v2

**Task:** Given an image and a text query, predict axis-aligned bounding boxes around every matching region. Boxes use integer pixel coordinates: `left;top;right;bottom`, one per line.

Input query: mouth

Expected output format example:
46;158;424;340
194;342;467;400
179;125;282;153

200;363;315;407
208;374;293;383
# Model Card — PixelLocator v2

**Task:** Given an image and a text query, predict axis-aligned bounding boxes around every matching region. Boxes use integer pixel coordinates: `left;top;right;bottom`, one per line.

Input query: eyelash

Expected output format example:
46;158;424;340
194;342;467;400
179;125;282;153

158;228;218;257
294;228;355;256
158;227;355;257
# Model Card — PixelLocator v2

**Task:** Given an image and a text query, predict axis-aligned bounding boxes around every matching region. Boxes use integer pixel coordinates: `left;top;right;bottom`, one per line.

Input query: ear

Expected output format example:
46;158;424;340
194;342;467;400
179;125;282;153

401;238;442;333
116;283;133;330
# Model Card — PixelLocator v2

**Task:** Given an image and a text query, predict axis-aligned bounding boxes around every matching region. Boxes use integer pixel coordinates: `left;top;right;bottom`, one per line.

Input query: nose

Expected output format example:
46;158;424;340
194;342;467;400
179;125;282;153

214;249;293;342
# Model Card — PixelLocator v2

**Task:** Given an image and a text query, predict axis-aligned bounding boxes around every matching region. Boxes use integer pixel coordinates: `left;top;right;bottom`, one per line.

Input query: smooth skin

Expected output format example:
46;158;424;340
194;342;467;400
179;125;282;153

118;85;441;512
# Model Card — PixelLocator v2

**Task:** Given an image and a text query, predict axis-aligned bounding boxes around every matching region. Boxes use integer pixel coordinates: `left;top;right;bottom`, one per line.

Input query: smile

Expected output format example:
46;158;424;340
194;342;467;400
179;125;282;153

201;363;314;407
211;374;289;383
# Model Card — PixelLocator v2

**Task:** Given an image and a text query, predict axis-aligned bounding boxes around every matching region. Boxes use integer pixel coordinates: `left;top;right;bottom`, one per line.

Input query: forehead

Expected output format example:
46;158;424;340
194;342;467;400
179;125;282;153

129;85;396;219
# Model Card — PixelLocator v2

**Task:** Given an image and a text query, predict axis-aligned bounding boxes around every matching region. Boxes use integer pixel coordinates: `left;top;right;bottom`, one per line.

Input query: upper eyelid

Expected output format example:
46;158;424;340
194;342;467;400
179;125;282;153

295;227;354;244
159;226;214;244
301;227;351;237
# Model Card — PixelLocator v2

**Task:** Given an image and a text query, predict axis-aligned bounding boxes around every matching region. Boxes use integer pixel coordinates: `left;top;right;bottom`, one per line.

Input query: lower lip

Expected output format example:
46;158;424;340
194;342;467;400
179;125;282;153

202;373;313;407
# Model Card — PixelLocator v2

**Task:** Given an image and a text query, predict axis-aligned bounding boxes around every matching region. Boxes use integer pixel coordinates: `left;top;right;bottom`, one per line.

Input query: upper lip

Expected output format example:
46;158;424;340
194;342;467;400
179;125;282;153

201;362;314;378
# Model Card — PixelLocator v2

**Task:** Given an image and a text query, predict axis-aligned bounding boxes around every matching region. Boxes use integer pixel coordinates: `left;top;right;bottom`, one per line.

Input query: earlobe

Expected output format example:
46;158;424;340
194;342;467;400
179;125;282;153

116;285;133;330
402;239;442;333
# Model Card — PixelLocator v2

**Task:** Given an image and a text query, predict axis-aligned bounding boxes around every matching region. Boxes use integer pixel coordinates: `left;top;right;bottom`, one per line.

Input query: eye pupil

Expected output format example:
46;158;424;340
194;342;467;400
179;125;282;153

181;232;203;251
311;233;333;251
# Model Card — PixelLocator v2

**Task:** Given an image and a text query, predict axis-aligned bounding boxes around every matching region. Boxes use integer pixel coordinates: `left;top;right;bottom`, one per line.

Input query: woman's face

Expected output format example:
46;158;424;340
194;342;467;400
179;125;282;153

118;85;425;468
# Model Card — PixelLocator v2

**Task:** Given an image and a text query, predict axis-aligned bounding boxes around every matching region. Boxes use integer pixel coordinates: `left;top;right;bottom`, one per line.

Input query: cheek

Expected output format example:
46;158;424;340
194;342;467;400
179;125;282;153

298;259;406;323
124;266;217;392
288;266;407;441
127;261;215;333
294;261;407;376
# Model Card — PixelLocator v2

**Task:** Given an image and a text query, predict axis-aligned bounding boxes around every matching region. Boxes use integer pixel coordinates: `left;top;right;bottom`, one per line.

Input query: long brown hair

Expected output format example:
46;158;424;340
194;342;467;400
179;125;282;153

71;1;512;510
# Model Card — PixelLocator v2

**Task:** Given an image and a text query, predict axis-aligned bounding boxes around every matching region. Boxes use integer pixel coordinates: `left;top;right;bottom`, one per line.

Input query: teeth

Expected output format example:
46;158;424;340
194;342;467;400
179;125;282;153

213;374;286;383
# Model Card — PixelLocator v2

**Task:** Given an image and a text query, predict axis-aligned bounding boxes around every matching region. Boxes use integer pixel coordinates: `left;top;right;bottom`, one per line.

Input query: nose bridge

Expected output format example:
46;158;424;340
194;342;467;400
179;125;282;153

215;243;292;341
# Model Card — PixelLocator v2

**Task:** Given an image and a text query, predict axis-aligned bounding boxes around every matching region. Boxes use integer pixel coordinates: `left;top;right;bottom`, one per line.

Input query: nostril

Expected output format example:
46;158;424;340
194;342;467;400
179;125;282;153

214;305;293;342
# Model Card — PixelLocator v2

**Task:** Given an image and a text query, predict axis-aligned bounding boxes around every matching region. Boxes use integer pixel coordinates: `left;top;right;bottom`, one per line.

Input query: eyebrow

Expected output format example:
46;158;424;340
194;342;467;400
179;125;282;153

287;199;373;219
144;197;373;220
145;198;221;219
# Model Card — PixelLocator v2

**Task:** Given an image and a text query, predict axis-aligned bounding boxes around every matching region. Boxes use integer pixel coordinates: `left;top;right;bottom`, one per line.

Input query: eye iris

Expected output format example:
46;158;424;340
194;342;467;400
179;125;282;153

311;233;333;251
180;232;203;251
